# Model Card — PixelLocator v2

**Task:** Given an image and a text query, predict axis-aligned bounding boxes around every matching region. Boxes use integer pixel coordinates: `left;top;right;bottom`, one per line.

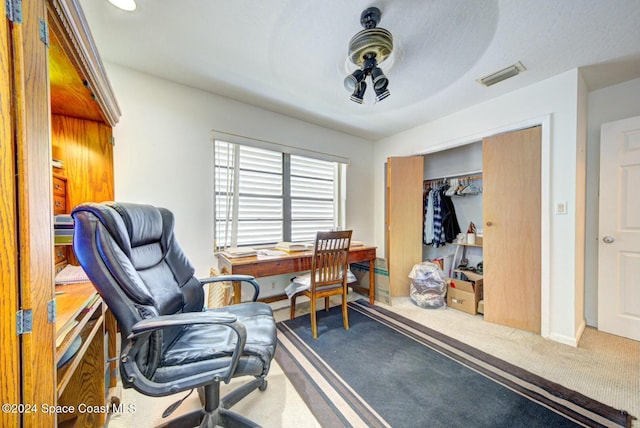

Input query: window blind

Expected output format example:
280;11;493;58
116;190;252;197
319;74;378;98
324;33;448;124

290;155;335;242
214;140;341;249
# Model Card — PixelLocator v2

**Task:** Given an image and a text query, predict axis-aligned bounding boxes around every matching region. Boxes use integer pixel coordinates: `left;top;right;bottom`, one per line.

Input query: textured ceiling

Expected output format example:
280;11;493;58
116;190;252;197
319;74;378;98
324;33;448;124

78;0;640;140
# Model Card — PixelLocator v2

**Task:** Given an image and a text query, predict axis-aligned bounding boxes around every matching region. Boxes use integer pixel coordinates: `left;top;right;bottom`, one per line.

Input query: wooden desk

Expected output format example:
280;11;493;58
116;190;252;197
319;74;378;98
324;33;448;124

217;246;377;305
55;282;106;427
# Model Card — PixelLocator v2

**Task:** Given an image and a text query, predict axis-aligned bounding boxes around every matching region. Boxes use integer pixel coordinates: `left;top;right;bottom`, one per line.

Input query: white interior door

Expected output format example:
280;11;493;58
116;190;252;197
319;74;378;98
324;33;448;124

598;116;640;341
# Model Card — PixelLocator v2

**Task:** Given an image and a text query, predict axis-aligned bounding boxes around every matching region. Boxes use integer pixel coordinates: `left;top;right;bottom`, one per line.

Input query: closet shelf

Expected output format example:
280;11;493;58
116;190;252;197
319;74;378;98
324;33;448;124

424;172;483;186
423;173;483;196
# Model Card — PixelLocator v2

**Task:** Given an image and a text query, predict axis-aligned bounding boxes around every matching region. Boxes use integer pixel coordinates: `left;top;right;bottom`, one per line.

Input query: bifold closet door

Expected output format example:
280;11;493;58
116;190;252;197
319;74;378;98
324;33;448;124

483;126;541;333
386;156;423;297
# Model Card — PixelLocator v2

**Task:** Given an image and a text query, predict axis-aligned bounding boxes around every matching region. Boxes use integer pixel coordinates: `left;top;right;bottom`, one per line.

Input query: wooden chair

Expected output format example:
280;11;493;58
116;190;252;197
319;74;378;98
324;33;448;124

289;230;352;339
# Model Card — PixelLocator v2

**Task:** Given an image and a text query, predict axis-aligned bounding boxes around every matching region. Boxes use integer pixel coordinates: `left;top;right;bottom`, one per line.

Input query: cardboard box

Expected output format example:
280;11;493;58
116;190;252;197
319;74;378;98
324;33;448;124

351;258;391;305
430;258;444;271
447;273;483;315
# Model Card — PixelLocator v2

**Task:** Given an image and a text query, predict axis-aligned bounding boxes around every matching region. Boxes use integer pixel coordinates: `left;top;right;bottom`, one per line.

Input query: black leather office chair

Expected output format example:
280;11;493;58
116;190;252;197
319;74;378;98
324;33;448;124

72;202;276;428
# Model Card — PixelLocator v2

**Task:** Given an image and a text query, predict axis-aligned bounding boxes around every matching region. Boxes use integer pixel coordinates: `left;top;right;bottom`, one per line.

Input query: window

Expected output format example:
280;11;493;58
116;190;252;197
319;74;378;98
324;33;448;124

214;140;344;249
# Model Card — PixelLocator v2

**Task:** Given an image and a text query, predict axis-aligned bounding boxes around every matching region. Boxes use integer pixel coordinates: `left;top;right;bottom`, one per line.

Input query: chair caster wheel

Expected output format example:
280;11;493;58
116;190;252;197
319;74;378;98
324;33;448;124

259;379;268;391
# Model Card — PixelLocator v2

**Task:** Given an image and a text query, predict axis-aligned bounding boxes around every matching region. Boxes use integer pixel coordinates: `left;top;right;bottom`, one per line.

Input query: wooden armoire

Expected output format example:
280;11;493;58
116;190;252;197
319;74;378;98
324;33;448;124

1;0;120;426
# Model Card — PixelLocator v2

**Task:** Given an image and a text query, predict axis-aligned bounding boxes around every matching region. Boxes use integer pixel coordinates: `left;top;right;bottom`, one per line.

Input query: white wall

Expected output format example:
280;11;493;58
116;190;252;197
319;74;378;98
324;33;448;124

584;77;640;326
374;69;584;345
106;63;375;283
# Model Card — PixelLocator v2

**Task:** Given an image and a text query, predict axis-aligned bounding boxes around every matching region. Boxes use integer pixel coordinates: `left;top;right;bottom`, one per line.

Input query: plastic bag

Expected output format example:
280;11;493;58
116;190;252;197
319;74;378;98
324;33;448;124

408;262;447;309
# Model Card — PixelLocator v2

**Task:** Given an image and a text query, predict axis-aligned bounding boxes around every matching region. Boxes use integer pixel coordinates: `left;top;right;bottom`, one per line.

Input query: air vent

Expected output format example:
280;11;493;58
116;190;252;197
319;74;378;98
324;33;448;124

478;62;526;87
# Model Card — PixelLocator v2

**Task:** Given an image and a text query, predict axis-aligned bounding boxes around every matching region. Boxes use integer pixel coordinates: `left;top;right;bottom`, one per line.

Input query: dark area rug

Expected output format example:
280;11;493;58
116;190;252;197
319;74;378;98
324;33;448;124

275;300;633;428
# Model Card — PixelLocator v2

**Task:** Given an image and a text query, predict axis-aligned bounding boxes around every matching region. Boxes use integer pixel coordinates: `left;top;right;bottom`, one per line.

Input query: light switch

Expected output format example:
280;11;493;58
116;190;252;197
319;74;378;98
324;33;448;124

555;201;567;215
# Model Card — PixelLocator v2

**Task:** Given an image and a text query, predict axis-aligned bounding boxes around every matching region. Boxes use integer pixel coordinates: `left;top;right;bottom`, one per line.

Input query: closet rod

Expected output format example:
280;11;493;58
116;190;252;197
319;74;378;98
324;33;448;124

424;170;483;184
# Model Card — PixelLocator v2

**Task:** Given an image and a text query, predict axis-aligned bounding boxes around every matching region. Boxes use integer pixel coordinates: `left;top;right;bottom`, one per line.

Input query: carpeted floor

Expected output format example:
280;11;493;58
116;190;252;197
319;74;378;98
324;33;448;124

278;300;633;427
106;293;639;428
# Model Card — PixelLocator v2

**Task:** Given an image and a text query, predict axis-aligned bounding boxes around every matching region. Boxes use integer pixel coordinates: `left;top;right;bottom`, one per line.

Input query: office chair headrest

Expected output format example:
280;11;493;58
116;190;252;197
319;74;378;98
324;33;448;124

75;202;167;258
110;202;166;248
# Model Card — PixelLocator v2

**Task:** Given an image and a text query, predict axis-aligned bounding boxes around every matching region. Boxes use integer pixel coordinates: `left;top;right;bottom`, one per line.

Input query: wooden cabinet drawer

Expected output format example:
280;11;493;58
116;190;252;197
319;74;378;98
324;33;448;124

53;175;67;196
54;246;68;264
53;194;66;214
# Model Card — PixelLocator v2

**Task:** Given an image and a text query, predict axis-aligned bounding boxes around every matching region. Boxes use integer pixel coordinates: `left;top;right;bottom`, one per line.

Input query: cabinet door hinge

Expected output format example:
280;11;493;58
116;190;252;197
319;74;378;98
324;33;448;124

39;18;49;46
16;309;32;335
48;299;56;323
5;0;22;23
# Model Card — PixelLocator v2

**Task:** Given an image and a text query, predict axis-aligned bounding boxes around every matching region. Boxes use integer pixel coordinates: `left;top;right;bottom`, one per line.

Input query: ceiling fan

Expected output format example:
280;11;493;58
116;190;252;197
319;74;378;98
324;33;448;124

344;7;393;104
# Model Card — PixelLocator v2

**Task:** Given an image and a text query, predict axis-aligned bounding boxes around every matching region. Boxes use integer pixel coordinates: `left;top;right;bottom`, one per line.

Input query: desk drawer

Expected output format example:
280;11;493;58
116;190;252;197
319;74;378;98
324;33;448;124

53;176;67;196
54;195;66;214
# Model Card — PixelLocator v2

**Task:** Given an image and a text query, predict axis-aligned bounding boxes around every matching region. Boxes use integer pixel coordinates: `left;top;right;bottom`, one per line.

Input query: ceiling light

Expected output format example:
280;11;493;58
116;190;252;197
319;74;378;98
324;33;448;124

350;82;367;104
345;7;393;104
107;0;136;11
344;69;366;92
371;67;388;91
478;62;526;87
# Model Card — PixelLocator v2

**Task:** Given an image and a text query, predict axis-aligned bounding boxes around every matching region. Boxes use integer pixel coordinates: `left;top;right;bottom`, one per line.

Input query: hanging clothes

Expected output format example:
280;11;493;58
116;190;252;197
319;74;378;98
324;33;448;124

423;183;462;248
424;189;435;245
440;191;461;243
432;186;444;247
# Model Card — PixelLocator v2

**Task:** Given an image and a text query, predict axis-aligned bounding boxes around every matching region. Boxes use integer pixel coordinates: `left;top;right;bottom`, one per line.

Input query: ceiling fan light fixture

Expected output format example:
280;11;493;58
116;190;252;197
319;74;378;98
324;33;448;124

344;7;393;104
350;81;367;104
478;61;526;87
344;69;366;91
371;67;389;91
374;87;390;103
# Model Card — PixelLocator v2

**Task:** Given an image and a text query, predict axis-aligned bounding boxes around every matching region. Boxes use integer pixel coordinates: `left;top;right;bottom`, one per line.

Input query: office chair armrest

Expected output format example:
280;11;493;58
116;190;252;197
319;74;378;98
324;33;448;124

129;311;238;335
199;274;260;302
123;311;248;393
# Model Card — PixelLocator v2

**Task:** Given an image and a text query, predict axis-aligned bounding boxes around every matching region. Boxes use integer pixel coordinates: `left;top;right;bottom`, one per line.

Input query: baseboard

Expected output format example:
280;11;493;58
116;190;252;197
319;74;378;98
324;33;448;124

548;319;586;347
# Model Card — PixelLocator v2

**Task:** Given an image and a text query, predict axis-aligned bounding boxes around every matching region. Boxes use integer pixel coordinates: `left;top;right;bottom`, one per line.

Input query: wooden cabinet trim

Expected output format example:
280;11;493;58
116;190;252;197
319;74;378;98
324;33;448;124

0;1;21;425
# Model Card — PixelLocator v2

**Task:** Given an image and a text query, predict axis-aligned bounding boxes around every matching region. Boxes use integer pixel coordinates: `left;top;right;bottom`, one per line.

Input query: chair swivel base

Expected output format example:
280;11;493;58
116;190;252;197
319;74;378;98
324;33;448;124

158;376;267;428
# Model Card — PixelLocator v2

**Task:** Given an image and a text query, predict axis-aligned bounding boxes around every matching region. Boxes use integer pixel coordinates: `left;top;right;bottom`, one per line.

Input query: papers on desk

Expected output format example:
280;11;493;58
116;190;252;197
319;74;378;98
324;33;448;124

256;249;287;260
55;264;90;285
350;240;364;247
275;242;312;252
220;247;257;258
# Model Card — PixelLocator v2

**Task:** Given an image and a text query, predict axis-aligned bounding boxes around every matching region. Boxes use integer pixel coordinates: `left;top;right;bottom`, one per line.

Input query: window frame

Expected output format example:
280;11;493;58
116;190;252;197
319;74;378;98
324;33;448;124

214;138;346;249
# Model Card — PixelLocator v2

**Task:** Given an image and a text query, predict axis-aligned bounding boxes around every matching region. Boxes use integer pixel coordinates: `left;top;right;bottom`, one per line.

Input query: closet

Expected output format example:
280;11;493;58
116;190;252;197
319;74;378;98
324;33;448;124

385;126;541;333
423;142;484;274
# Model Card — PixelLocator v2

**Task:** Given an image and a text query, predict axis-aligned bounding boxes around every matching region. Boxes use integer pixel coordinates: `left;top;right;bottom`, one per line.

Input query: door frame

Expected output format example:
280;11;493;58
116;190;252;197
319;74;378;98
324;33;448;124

597;116;640;341
417;115;552;338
